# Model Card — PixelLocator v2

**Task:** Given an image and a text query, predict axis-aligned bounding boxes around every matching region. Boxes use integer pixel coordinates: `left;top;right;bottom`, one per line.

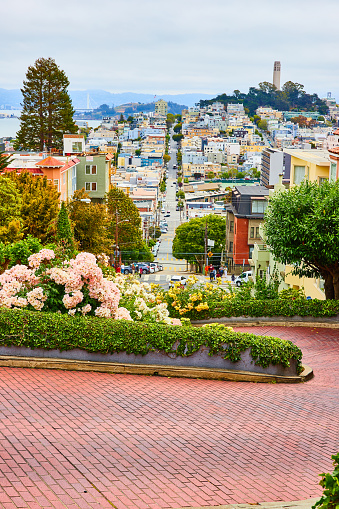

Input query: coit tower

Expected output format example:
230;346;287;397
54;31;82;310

273;61;281;90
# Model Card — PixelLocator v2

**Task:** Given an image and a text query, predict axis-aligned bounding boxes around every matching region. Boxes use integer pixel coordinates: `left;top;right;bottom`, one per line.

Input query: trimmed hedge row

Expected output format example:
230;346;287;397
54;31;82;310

168;298;339;321
0;309;302;374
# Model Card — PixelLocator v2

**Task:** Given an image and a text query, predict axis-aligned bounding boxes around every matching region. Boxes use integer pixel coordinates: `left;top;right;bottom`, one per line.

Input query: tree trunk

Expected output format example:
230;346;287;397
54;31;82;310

323;272;335;300
333;270;339;300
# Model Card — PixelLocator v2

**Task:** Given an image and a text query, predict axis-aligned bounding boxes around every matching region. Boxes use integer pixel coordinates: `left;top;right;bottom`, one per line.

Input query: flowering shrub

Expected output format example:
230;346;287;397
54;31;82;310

0;249;121;318
165;277;227;319
109;274;178;325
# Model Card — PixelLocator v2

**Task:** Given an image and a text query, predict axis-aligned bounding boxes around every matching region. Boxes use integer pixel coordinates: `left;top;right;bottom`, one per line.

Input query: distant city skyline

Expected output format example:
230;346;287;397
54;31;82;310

1;0;339;101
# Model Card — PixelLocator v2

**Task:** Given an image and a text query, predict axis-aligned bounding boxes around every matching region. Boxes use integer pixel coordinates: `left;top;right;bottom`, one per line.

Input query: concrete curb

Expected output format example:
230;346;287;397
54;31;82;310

192;318;339;329
174;498;319;509
0;355;313;383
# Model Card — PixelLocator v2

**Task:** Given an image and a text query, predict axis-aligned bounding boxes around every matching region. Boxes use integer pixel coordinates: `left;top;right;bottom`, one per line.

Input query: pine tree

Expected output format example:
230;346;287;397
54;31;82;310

0;176;23;244
56;201;76;259
15;57;77;151
0;151;13;172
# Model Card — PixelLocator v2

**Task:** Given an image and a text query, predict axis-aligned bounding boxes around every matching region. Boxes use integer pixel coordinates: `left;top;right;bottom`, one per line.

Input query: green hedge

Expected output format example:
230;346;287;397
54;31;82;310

0;309;302;374
168;298;339;321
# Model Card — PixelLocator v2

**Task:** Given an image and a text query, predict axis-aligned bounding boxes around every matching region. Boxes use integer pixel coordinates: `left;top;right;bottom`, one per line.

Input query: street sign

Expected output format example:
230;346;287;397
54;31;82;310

208;251;213;257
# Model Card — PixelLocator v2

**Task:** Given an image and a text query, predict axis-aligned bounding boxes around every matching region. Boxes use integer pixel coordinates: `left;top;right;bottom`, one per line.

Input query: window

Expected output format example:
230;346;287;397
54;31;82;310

85;182;97;191
72;142;82;152
319;177;328;185
62;173;66;185
330;162;336;183
53;179;59;188
293;165;306;185
229;241;233;253
251;200;267;214
230;220;234;232
250;227;254;238
85;165;97;175
256;226;260;238
249;245;254;259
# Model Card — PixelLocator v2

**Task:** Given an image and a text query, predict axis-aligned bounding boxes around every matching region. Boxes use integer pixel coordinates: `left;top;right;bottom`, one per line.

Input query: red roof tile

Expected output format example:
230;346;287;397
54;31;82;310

328;147;339;155
333;129;339;135
36;156;64;167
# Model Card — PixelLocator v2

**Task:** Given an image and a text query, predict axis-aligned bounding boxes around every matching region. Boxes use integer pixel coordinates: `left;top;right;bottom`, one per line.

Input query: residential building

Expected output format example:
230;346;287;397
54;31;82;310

63;134;85;156
154;99;168;116
284;149;330;187
225;186;269;270
261;148;284;188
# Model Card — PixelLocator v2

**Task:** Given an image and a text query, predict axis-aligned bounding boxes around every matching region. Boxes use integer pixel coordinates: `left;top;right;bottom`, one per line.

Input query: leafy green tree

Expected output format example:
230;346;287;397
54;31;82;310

106;186;143;256
56;201;76;258
173;123;182;133
127;116;134;122
119;114;125;123
207;171;215;180
6;171;60;243
258;119;268;131
0;176;22;244
15;58;77;151
172;215;226;271
135;149;141;156
264;180;339;300
176;190;185;199
160;180;166;193
172;133;183;142
68;189;110;254
166;113;175;128
163;154;171;165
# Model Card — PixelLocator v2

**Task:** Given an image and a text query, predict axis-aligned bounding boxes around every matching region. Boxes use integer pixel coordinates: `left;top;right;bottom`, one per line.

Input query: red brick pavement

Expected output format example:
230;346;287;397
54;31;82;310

0;326;338;508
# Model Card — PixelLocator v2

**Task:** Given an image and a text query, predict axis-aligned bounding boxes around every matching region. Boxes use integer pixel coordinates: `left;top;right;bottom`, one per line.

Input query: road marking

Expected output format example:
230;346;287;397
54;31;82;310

143;274;150;281
155;275;160;281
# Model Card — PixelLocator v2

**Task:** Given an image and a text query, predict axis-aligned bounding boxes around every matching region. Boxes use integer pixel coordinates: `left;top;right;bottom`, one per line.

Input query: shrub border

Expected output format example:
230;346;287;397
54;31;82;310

0;309;303;376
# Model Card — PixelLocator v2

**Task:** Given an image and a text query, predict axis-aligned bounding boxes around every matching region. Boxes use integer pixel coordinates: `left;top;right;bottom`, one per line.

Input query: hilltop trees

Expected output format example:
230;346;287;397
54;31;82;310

15;57;77;151
264;180;339;300
200;82;328;116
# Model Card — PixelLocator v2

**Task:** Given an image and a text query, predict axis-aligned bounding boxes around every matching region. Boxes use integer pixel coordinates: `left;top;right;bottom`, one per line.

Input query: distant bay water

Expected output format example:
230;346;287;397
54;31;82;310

0;111;102;139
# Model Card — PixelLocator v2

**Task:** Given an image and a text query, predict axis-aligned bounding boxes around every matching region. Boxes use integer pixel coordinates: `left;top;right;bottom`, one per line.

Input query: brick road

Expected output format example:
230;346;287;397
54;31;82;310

0;326;338;509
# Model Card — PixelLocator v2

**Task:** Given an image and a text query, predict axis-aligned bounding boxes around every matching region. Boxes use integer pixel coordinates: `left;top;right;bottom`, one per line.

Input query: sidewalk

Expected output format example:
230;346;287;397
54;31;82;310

176;499;319;509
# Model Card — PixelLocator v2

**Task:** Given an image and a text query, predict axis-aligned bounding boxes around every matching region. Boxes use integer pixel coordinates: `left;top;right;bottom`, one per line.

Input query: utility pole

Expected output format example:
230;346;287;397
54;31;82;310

205;219;208;269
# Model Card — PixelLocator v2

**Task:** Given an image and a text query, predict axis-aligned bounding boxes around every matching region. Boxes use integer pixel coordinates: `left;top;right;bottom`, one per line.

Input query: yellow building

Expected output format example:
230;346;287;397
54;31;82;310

284;149;330;187
154;99;168;116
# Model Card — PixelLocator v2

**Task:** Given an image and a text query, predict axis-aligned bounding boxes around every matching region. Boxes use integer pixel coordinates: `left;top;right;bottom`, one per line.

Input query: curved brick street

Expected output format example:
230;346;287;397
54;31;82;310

0;326;338;509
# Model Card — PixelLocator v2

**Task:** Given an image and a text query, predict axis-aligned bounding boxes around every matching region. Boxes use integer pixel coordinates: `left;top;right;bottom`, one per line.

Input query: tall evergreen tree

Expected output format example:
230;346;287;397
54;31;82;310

0;151;13;172
15;57;77;151
56;201;76;259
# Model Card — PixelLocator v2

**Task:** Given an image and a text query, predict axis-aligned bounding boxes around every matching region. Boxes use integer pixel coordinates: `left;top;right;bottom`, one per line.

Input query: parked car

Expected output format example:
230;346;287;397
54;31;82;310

169;275;187;287
234;271;252;287
123;263;153;275
161;208;165;213
164;213;170;218
150;262;159;272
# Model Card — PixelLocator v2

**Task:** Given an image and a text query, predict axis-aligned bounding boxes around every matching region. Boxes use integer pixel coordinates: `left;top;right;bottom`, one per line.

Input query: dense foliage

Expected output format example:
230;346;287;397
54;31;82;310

200;81;327;116
264;180;339;300
0;176;22;243
68;189;110;254
172;215;226;270
313;453;339;509
0;236;43;272
5;171;60;243
15;57;77;151
0;308;302;374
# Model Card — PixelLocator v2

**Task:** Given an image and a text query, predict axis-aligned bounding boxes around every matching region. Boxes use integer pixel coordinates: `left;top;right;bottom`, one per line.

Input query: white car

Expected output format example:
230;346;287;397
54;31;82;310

235;271;252;287
169;275;187;287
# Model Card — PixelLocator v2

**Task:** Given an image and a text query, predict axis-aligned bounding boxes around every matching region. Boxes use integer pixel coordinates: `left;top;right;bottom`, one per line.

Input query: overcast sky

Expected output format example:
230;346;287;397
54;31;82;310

2;0;339;99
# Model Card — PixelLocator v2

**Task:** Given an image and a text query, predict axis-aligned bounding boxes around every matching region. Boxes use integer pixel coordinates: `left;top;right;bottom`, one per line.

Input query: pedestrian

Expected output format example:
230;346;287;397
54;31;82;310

224;266;228;277
209;269;214;282
139;266;142;278
121;262;124;274
116;265;121;274
131;263;135;276
212;269;216;280
204;265;209;277
231;274;235;282
219;265;224;277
